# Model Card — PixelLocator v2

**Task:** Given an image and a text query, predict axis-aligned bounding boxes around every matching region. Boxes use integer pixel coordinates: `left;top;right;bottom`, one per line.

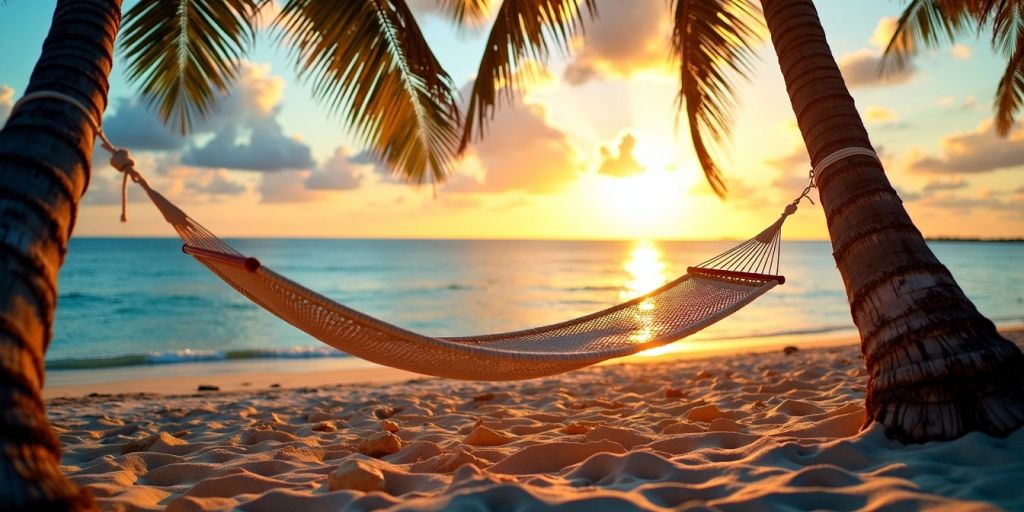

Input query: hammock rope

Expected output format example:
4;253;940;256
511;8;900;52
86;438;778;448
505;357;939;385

9;91;878;380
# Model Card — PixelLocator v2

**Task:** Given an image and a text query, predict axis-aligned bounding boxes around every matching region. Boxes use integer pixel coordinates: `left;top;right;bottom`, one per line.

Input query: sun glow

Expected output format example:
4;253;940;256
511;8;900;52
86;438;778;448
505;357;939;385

595;169;690;231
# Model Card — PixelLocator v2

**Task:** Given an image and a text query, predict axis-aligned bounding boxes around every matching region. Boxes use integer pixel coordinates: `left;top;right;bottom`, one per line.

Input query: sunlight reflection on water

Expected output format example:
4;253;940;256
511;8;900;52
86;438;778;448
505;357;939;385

619;241;675;350
619;240;668;303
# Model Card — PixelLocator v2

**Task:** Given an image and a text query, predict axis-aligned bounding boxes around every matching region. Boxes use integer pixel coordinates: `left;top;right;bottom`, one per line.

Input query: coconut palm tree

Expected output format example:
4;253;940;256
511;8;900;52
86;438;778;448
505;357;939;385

751;0;1024;443
461;0;1024;442
0;0;473;508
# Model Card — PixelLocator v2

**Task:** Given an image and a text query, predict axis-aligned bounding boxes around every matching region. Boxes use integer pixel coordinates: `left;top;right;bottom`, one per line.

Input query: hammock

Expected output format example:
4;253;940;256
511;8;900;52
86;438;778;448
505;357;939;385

165;198;789;380
14;92;877;380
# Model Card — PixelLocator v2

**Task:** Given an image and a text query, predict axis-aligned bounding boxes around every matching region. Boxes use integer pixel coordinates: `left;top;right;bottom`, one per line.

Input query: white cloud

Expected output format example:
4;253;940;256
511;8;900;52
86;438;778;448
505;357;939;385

869;17;899;49
181;63;314;172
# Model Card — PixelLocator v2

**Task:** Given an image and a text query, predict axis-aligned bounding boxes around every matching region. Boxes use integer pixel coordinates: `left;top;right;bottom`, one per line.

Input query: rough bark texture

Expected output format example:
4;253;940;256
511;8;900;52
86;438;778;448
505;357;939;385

0;0;121;509
761;0;1024;442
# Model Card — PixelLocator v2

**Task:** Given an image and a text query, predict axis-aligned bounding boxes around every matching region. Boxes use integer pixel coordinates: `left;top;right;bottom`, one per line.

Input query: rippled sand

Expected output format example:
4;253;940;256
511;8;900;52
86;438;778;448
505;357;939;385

49;341;1024;511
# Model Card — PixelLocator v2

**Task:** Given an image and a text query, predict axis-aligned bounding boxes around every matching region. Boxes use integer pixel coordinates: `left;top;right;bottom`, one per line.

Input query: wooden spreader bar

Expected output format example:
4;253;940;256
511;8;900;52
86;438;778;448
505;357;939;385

183;245;262;272
687;266;786;285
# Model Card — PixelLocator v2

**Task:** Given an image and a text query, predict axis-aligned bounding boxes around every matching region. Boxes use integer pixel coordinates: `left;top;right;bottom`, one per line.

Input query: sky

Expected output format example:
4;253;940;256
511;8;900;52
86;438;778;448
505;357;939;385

0;1;1021;240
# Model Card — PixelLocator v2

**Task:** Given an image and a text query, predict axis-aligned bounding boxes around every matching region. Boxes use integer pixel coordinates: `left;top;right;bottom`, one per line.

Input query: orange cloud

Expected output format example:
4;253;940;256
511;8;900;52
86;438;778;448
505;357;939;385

563;0;671;85
448;100;581;194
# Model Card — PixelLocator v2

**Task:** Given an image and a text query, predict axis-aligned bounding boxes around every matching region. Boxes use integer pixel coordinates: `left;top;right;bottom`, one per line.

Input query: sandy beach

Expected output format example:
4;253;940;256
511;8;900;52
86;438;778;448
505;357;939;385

46;328;1024;511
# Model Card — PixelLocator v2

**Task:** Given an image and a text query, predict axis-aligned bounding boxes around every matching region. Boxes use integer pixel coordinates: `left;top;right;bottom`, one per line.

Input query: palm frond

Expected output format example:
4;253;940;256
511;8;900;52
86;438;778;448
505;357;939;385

121;0;265;133
994;13;1024;134
460;0;596;152
879;0;954;73
275;0;462;184
884;0;1024;135
671;0;763;197
434;0;491;24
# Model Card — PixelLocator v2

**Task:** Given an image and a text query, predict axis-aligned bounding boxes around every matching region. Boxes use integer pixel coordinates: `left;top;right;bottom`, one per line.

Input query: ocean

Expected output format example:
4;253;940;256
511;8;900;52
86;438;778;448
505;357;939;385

47;238;1024;371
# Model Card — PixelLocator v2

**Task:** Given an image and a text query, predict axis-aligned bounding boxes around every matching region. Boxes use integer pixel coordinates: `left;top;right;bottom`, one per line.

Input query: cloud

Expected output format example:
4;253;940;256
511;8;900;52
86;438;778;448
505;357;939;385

951;43;972;60
182;116;314;171
252;146;370;202
922;178;968;192
839;17;916;88
766;147;812;195
81;172;134;206
448;99;580;194
102;97;187;151
564;0;670;85
181;63;314;172
864;106;898;123
185;169;247;196
893;185;923;202
259;170;315;203
918;193;1023;216
0;85;12;126
868;17;899;49
597;133;644;177
305;147;364;190
838;49;915;87
909;121;1024;174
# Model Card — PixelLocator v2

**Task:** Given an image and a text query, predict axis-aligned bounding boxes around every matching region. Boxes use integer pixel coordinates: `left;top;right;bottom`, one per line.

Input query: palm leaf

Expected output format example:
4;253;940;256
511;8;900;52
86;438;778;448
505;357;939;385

671;0;763;197
460;0;596;152
121;0;265;133
876;0;970;74
994;9;1024;135
275;0;461;184
435;0;491;24
884;0;1024;135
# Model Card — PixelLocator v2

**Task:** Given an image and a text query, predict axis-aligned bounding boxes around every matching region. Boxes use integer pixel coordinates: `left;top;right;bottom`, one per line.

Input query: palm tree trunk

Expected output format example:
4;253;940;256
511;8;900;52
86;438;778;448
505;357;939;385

760;0;1024;443
0;0;121;509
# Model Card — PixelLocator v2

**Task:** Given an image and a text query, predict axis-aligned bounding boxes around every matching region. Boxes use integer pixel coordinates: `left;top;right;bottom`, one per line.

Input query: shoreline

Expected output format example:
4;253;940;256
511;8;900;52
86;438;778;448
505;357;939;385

42;328;860;398
43;323;1023;399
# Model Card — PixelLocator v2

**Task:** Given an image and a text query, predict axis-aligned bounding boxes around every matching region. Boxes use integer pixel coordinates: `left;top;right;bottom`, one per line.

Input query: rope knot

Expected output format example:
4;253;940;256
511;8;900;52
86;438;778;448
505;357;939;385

110;148;135;173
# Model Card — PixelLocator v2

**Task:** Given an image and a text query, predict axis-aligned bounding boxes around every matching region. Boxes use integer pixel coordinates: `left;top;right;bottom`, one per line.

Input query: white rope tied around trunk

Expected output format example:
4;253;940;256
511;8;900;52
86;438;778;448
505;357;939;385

9;91;144;222
783;146;881;218
812;146;880;186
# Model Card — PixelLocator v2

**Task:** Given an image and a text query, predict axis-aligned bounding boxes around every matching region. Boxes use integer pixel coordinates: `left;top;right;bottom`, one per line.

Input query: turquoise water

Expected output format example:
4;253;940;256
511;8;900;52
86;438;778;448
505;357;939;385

47;238;1024;369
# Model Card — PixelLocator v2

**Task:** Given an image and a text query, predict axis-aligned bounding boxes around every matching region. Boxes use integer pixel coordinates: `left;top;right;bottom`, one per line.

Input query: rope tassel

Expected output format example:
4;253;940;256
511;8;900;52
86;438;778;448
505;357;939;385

110;149;136;222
